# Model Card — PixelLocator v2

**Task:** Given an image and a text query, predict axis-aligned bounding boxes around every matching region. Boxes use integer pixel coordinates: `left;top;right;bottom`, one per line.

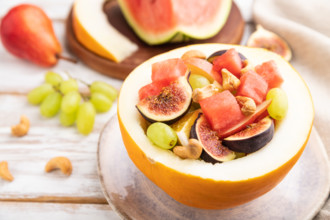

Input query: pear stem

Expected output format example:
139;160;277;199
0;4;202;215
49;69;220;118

56;54;78;64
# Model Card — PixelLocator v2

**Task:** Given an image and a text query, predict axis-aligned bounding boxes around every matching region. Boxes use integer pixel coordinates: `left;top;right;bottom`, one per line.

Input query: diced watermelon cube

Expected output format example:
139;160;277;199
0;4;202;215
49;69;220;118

151;58;187;84
211;69;222;84
237;70;268;104
138;81;168;100
255;60;284;89
212;48;242;78
199;90;244;134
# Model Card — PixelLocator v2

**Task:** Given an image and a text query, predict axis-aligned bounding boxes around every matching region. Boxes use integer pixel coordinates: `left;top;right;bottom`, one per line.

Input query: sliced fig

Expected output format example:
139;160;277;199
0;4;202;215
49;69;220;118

136;75;192;124
207;49;247;63
218;99;271;139
190;113;235;163
223;117;274;153
247;25;292;61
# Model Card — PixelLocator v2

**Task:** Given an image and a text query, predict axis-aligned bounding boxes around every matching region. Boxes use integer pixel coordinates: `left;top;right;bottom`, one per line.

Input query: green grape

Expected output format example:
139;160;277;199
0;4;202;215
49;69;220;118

60;111;77;126
90;81;118;101
60;79;78;95
40;92;62;118
147;122;177;150
90;92;113;113
189;74;210;90
45;71;63;87
27;83;54;105
266;88;288;120
76;102;96;135
61;91;81;114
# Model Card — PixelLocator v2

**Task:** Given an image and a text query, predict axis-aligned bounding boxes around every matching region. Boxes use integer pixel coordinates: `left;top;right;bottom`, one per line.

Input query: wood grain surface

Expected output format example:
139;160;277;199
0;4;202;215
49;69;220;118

0;0;252;218
0;202;118;220
0;95;112;203
66;1;245;80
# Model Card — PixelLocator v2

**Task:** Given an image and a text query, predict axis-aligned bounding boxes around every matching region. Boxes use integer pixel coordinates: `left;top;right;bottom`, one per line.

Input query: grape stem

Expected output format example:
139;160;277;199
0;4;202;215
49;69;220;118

62;71;91;100
64;71;90;87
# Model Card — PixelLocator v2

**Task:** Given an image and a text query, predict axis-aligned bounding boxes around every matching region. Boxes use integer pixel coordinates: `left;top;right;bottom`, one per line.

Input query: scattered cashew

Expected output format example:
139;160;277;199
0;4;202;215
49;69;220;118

11;115;30;137
173;139;203;159
0;161;14;182
181;50;206;60
236;96;256;115
221;68;240;91
45;156;72;176
192;84;221;103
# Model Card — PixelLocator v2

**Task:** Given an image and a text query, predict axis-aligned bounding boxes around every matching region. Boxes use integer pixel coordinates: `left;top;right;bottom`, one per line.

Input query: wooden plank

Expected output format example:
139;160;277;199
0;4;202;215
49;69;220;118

0;202;119;220
0;95;116;203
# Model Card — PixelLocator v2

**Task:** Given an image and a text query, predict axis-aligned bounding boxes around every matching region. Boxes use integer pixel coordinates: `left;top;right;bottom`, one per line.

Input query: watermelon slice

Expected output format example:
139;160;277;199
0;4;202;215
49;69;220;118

212;48;243;78
237;70;268;104
139;58;188;101
199;90;244;134
138;81;168;100
117;0;232;45
255;60;284;89
152;58;188;84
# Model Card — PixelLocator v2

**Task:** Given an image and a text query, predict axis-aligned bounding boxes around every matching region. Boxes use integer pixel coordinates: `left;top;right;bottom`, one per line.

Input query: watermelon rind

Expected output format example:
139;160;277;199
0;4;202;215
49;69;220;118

117;0;232;45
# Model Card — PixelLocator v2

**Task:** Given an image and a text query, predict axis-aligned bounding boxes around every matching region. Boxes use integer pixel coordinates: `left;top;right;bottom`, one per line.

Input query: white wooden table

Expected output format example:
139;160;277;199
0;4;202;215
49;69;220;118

0;0;255;219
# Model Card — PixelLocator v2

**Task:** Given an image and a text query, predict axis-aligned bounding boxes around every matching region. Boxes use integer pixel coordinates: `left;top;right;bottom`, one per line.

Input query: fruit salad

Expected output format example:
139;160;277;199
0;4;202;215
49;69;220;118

136;48;288;163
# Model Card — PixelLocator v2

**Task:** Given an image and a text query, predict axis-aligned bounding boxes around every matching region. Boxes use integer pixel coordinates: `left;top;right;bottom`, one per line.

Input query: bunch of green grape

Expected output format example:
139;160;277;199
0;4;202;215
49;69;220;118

27;71;118;135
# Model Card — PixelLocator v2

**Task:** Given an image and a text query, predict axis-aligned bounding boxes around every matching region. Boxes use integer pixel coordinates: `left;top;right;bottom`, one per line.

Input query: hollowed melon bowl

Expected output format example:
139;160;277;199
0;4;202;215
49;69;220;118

117;44;314;209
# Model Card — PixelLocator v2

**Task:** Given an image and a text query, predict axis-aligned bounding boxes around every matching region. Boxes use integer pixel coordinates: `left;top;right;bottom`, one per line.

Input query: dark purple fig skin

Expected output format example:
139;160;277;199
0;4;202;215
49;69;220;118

207;49;247;63
222;117;274;154
189;113;202;140
190;113;234;163
190;113;218;164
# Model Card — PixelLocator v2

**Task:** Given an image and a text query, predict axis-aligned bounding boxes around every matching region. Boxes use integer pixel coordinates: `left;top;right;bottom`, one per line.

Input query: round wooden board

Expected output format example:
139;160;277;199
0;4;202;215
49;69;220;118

66;1;245;80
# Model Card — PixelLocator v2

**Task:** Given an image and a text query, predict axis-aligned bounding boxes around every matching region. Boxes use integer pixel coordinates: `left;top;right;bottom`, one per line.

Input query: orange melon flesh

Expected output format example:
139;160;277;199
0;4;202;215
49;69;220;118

72;0;138;62
118;44;314;209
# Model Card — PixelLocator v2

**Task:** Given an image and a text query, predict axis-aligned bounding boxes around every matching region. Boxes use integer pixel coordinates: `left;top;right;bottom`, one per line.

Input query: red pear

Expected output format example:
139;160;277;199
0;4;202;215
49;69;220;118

0;4;71;67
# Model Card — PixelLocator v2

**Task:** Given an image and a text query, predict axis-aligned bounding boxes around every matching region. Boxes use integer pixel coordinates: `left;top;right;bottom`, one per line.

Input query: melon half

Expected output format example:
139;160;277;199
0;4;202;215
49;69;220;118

117;0;232;45
72;0;138;62
118;44;314;209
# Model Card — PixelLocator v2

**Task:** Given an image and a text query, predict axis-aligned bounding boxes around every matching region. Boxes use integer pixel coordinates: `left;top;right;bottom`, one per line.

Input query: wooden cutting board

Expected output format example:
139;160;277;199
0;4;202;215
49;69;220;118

66;1;245;80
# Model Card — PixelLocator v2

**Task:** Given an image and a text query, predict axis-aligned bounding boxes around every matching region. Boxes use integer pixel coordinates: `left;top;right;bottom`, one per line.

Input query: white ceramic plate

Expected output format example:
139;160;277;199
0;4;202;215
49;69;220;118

98;115;330;220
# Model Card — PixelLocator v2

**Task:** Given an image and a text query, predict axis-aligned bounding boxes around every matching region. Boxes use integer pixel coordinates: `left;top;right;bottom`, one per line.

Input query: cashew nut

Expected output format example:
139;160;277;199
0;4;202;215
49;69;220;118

173;139;203;159
11;115;30;137
0;161;14;182
241;59;255;75
236;96;257;115
221;68;240;91
181;50;206;60
192;84;221;103
45;156;72;176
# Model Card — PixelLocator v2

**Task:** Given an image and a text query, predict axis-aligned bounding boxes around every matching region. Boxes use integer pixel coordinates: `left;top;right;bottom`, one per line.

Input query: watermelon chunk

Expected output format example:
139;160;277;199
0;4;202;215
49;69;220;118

212;48;242;79
118;0;232;45
138;81;168;100
199;90;244;134
237;70;268;104
139;58;188;100
211;69;222;85
152;58;188;84
255;60;284;89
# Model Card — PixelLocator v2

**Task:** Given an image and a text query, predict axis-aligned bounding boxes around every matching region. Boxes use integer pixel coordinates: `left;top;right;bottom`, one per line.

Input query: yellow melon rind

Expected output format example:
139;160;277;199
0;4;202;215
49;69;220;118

118;43;314;209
